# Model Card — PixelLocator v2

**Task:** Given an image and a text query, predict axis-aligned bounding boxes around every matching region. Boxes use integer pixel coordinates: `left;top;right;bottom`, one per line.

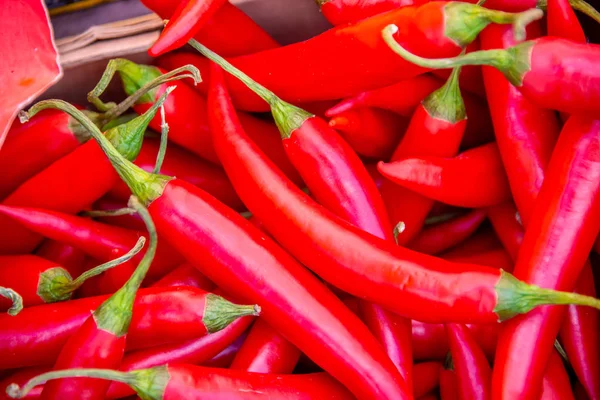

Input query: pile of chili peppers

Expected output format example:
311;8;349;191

3;0;600;398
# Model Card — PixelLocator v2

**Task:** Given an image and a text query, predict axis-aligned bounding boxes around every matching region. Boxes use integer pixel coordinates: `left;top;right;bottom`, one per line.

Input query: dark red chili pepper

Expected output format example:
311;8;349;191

0;108;96;200
540;351;576;400
229;319;301;374
439;228;502;258
0;91;168;255
149;0;228;57
439;367;459;400
547;0;586;42
486;202;523;260
33;99;413;400
91;196;146;231
109;137;245;211
328;107;408;160
8;365;354;400
97;60;302;184
0;205;183;294
140;0;279;56
386;34;600;115
0;285;256;370
159;2;540;111
151;263;215;292
378;142;512;208
474;0;600;20
444;248;514;271
0;250;140;310
408;210;487;255
35;240;86;278
0;367;48;400
446;324;491;400
317;0;426;25
492;115;600;399
413;362;442;398
198;334;246;369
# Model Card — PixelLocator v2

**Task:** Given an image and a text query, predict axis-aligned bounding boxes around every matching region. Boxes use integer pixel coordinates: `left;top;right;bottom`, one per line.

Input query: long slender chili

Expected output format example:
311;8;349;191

540;351;576;399
158;2;542;111
383;29;600;114
412;362;443;398
378;142;512;208
35;240;86;278
8;366;354;400
27;95;413;400
546;0;586;41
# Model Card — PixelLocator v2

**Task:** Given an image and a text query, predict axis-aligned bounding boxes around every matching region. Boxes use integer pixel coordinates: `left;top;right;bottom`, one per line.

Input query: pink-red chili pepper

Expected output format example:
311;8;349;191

0;286;254;370
35;240;86;277
140;0;279;56
446;323;492;400
36;100;413;400
317;0;426;25
386;34;600;115
473;0;600;19
408;210;487;255
540;351;576;400
0;108;96;200
0;205;183;294
109;137;245;211
229;319;301;374
378;142;512;208
492;115;600;399
0;91;168;255
547;0;586;42
159;2;541;111
149;0;228;57
413;362;443;398
328;107;408;160
8;365;354;400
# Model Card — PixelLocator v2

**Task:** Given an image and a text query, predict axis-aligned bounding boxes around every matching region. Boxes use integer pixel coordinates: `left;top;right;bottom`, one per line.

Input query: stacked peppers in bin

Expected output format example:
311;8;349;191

3;0;600;398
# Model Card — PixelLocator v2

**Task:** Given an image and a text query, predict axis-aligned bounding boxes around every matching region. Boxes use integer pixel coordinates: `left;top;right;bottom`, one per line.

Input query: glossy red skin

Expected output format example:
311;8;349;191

151;263;215;291
161;365;354;400
320;0;426;25
0;205;182;294
413;362;442;398
446;324;491;400
201;334;246;369
35;240;86;277
229;319;300;374
140;0;278;56
493;116;600;400
408;210;487;255
444;249;514;272
42;317;125;399
110;138;244;211
546;0;586;42
486;202;523;260
440;229;502;258
158;1;466;111
0;110;81;200
0;255;62;310
480;24;560;227
440;370;459;400
133;77;302;185
208;67;504;324
149;0;228;57
92;196;146;231
0;141;118;254
0;287;211;369
540;351;576;400
378;142;511;208
412;321;499;361
149;180;410;399
379;104;467;245
328;107;408;160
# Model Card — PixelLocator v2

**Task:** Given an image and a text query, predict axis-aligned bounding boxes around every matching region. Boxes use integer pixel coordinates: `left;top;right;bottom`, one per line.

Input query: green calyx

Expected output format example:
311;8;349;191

101;113;138;131
494;270;600;322
444;3;543;46
203;294;261;333
68;110;102;144
117;61;163;104
37;267;74;303
382;25;534;88
0;286;23;316
422;66;465;123
5;367;168;400
187;39;314;138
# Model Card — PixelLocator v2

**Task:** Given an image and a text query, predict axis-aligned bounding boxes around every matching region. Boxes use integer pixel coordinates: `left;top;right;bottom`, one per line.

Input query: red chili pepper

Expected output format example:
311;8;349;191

475;0;600;19
0;92;168;255
8;365;354;400
378;142;512;208
0;367;48;400
440;367;460;400
0;205;183;294
413;362;443;398
0;285;255;370
479;23;560;227
439;228;503;258
151;263;215;292
444;248;514;271
547;0;586;42
229;319;301;374
408;210;487;255
0;251;141;311
91;196;146;231
328;107;408;160
446;324;491;400
386;34;600;115
140;0;279;56
492;115;600;399
38;99;413;400
486;202;524;260
540;351;576;400
159;2;540;111
0;108;96;200
149;0;228;57
317;0;426;25
430;40;486;98
35;240;86;277
109;137;245;211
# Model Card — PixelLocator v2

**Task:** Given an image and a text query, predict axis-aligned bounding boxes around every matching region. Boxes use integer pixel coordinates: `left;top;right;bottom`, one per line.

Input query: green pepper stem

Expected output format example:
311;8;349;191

0;287;23;316
82;207;136;218
536;0;600;24
477;7;543;41
153;105;169;174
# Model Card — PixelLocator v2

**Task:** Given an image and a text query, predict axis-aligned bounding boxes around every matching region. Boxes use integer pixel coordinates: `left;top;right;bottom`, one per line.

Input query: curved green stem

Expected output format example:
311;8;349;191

153;105;169;174
537;0;600;24
82;207;136;218
0;287;23;316
393;221;406;245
